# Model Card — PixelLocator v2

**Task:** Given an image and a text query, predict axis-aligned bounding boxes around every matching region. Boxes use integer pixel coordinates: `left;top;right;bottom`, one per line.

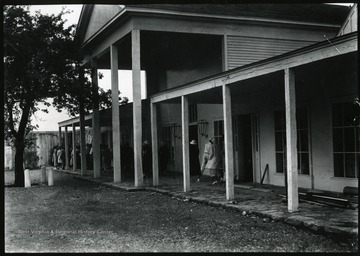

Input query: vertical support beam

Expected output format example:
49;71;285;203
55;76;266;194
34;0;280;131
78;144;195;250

222;34;229;71
79;109;87;175
64;126;69;170
132;29;143;187
72;123;77;172
111;44;121;183
151;102;159;186
284;68;298;212
223;84;234;200
182;96;190;192
91;59;101;179
58;126;62;146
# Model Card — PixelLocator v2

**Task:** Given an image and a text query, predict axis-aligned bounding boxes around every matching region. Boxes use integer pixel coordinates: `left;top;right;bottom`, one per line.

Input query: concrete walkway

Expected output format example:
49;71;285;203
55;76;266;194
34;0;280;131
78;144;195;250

59;169;358;244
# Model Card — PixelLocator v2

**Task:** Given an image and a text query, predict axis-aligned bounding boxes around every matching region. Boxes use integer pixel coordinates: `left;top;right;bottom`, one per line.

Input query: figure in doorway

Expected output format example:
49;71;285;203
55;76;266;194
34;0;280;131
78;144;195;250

190;140;201;181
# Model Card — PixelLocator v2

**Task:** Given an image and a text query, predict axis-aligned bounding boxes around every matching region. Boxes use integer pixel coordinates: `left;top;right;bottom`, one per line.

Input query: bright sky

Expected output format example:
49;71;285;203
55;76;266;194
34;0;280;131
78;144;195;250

28;5;146;131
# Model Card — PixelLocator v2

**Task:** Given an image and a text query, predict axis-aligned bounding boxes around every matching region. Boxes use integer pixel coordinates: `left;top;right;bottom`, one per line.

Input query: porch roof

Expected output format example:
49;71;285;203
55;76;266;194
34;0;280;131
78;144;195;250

150;31;357;104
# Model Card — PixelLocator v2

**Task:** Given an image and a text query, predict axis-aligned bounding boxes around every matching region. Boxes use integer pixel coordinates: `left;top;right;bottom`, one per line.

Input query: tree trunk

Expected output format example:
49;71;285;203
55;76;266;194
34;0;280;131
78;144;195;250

14;141;25;187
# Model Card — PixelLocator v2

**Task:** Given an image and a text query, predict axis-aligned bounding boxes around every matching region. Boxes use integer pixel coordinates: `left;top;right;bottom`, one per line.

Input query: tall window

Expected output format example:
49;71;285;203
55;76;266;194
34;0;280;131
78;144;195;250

162;127;174;165
214;120;224;149
274;107;310;174
332;102;359;178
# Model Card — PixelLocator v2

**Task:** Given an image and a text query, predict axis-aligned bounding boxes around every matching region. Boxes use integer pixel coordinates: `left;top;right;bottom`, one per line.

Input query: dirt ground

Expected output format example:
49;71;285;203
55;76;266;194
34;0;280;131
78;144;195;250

4;170;357;253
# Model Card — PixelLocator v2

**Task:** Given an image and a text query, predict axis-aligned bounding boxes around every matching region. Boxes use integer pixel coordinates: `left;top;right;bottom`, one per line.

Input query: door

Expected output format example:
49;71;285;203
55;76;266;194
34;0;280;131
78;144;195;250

237;114;254;182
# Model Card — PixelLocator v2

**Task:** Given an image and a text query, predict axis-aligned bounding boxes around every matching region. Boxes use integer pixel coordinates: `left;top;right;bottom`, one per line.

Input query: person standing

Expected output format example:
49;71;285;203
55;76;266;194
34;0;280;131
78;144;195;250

189;140;201;181
201;137;222;185
52;146;58;167
57;147;63;169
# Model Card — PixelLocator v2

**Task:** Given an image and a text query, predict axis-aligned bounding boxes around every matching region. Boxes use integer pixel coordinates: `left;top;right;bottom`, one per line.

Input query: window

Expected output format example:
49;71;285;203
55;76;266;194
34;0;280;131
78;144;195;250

274;108;310;174
332;102;359;178
189;104;197;123
162;126;174;165
214;120;224;149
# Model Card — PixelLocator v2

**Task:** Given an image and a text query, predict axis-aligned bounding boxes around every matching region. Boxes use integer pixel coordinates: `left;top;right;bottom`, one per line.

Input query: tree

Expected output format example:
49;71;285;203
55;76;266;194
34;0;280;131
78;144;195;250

4;5;125;186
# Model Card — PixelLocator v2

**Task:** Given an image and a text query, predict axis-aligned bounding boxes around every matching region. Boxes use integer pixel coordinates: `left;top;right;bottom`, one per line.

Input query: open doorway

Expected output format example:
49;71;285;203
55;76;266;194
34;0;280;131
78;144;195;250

236;114;254;182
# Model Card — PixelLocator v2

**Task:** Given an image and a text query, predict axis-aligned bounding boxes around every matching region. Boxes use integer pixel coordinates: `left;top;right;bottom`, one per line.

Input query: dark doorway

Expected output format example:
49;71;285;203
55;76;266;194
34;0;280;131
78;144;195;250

237;114;253;182
189;125;198;144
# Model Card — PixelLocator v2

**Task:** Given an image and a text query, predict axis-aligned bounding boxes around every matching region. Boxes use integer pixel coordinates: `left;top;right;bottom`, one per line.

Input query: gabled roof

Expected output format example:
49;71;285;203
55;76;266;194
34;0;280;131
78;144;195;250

76;3;351;46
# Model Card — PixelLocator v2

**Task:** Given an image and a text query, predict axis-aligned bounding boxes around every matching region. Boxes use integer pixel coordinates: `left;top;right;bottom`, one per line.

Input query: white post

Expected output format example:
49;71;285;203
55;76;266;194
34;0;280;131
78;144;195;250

48;168;54;186
72;123;77;172
285;68;298;212
58;126;62;146
79;111;87;175
24;169;31;188
132;29;143;187
41;166;46;183
92;59;101;179
182;96;190;192
223;84;234;200
151;102;159;186
64;126;69;170
111;44;121;183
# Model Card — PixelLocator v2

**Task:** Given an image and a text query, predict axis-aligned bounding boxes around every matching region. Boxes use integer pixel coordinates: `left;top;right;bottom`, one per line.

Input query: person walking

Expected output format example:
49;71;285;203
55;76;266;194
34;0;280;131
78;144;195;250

189;140;201;181
201;137;222;185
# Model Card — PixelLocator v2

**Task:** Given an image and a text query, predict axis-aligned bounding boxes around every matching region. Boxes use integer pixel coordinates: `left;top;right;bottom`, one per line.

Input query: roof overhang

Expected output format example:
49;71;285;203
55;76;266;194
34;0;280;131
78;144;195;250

150;32;357;104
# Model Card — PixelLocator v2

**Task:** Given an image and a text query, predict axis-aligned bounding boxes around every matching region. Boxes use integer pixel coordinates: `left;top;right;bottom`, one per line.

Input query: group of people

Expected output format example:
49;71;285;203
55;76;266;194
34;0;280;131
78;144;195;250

51;146;65;169
51;137;224;185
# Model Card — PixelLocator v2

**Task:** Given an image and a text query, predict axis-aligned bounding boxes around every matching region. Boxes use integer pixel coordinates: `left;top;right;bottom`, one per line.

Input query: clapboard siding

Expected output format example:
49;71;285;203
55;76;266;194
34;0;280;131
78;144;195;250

227;35;314;69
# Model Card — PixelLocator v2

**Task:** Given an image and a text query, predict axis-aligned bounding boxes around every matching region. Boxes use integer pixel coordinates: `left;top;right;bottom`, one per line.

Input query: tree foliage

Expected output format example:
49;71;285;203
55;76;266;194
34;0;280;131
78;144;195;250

4;5;126;186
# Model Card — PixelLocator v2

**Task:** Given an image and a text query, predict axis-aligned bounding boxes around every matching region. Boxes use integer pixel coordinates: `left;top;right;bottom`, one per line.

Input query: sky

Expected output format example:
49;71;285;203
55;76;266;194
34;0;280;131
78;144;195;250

27;5;146;131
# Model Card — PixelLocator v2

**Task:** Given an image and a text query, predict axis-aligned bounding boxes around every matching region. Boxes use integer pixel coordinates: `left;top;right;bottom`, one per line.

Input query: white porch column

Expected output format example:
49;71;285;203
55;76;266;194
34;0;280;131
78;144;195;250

58;127;62;146
111;44;121;183
72;123;77;172
79;110;87;175
151;102;159;186
284;68;298;212
182;95;190;192
64;126;69;170
132;29;143;187
91;59;101;179
223;84;234;200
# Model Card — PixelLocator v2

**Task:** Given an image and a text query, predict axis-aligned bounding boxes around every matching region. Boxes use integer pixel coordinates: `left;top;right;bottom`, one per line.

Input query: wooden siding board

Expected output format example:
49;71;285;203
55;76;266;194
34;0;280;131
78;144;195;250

227;35;315;69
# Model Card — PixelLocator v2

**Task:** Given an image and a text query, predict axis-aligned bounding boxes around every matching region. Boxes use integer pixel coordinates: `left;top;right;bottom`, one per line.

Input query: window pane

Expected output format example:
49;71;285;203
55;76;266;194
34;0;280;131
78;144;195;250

333;153;344;177
343;102;357;126
332;128;343;152
299;130;309;152
276;153;284;173
275;131;284;151
332;103;343;127
344;127;355;152
219;121;224;135
344;153;355;178
214;121;218;135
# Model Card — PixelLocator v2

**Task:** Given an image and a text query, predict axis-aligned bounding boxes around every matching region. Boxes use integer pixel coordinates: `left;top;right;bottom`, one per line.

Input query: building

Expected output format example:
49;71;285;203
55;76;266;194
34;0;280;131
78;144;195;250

59;4;358;212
